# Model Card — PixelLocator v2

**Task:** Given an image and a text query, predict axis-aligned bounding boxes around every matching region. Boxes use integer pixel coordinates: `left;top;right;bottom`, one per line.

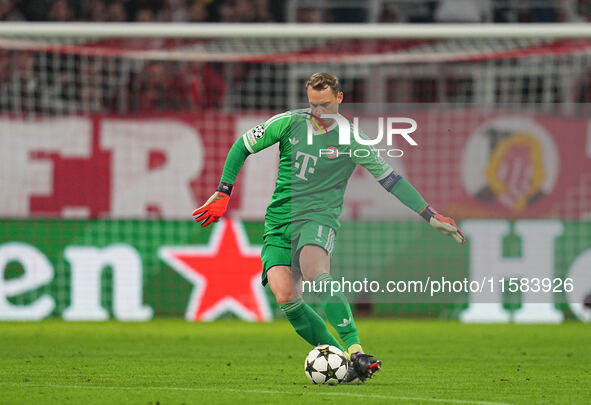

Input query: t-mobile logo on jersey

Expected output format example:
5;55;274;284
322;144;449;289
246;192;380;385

294;151;318;180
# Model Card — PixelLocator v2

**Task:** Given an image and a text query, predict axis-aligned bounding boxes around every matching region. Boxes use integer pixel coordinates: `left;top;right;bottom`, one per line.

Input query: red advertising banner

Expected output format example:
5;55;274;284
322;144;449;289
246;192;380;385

397;110;591;220
1;109;589;220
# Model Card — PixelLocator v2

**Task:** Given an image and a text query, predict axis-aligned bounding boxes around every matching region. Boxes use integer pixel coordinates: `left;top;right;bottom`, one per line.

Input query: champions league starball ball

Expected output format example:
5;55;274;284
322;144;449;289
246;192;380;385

304;344;349;385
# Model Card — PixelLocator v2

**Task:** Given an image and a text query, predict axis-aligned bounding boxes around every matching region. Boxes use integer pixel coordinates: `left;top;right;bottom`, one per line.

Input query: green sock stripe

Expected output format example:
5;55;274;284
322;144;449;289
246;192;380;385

312;273;332;295
313;273;332;284
279;298;304;314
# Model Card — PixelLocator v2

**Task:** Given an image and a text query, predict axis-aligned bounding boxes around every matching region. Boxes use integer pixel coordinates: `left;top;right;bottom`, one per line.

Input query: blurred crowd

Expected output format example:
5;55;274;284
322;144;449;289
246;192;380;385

0;0;280;23
0;50;230;113
1;0;591;23
2;0;591;115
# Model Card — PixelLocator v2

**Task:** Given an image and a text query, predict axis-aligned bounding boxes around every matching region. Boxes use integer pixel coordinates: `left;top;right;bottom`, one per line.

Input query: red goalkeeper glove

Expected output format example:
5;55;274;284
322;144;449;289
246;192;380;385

192;182;232;227
420;206;466;245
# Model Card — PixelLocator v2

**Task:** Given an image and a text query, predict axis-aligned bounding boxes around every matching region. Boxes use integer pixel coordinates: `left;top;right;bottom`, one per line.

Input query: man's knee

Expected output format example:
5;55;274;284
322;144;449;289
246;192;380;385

274;290;293;305
299;245;330;281
267;265;299;305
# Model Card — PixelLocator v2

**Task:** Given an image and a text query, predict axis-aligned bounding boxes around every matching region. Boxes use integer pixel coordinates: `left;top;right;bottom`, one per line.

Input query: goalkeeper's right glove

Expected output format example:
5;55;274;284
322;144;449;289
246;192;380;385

192;182;232;227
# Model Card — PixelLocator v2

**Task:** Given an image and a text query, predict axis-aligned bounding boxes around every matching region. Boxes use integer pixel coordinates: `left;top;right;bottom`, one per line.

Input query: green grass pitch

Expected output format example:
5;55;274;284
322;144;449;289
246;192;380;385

0;320;588;405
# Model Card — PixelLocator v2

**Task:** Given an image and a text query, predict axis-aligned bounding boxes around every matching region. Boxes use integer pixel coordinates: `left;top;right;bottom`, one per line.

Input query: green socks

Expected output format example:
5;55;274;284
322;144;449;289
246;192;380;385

312;273;361;348
280;273;361;351
280;298;344;351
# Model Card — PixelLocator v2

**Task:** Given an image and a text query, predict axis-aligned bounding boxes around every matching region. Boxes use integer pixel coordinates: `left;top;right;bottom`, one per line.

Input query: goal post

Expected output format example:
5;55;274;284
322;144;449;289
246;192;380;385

2;22;591;38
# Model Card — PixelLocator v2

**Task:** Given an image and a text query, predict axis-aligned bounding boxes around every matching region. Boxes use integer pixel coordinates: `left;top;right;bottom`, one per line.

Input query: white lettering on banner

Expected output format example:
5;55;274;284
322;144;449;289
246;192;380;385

0;242;55;320
101;120;202;218
0;118;91;216
0;229;588;321
460;220;564;323
63;244;153;321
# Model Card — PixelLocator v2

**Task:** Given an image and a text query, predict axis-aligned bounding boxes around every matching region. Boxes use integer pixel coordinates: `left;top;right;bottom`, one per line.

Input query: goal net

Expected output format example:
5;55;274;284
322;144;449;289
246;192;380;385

0;24;590;321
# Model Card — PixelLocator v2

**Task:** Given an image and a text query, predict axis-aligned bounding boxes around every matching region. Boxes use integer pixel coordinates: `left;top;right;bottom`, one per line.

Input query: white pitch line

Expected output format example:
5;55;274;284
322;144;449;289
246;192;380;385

0;383;516;405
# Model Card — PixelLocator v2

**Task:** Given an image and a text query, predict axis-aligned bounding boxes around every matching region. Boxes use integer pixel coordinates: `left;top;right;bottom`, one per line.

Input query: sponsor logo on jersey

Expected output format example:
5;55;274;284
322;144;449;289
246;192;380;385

294;151;318;181
289;137;299;145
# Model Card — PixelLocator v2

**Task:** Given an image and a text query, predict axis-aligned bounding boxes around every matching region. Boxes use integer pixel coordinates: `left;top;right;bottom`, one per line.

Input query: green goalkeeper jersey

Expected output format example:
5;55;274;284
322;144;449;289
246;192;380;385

240;109;395;235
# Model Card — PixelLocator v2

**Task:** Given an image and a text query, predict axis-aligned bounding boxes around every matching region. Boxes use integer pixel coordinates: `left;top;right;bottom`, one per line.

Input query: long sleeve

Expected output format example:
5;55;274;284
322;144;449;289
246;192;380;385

220;137;250;184
390;177;428;214
220;112;290;184
348;129;428;214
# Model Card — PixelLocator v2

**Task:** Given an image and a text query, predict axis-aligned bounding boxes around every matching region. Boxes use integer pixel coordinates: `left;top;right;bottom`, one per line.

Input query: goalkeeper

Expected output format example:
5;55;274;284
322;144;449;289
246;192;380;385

193;72;465;382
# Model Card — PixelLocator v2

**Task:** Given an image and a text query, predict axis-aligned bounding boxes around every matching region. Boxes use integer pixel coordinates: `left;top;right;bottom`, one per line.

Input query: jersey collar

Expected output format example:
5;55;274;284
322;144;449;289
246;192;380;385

306;113;341;135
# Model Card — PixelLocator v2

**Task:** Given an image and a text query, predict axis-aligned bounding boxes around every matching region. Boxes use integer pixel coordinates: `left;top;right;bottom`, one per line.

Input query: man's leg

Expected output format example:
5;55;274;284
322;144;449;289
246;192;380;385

268;265;343;350
298;245;361;352
299;245;382;381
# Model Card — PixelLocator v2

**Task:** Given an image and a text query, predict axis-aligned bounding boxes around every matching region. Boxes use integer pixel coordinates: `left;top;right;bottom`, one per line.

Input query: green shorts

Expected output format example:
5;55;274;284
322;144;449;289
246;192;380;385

260;220;336;286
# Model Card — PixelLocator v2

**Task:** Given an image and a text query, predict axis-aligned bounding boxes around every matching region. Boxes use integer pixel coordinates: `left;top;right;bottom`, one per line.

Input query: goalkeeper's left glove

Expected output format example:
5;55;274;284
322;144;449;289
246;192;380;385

420;205;466;245
192;182;233;227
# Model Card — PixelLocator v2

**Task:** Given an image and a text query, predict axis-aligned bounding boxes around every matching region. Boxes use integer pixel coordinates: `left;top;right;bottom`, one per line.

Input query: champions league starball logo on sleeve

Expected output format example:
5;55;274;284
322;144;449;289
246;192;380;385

252;124;265;139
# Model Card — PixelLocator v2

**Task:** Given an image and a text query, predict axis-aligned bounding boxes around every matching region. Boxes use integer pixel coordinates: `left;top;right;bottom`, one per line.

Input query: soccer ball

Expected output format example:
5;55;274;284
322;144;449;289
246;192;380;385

304;344;349;385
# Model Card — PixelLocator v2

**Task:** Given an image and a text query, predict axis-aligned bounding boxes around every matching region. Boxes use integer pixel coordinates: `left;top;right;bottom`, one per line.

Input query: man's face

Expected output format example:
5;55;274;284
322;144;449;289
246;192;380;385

307;86;343;118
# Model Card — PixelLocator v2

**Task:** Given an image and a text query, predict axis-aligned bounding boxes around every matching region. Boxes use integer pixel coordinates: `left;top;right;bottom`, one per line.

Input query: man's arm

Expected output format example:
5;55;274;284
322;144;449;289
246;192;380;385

192;113;290;226
350;135;465;244
192;140;249;227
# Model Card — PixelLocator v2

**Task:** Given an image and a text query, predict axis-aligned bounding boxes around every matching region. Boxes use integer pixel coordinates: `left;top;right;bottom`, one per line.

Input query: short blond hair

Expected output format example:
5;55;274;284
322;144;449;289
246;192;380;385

305;72;341;96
